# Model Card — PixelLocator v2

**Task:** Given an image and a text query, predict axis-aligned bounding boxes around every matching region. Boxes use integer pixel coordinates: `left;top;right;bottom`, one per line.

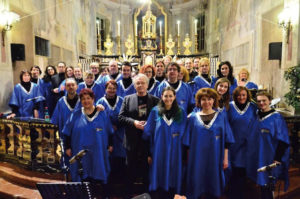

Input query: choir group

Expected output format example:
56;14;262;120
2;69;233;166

7;57;289;199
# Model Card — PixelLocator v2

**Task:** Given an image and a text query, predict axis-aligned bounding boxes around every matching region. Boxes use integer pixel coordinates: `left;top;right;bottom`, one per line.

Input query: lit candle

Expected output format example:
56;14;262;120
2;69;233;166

96;19;100;35
177;20;180;36
117;20;120;36
159;21;162;36
135;21;138;36
194;19;198;35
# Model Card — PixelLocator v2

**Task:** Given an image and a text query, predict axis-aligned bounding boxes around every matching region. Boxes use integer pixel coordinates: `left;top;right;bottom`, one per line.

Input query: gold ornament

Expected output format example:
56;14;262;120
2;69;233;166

125;35;134;55
104;35;114;55
166;34;175;55
183;34;192;55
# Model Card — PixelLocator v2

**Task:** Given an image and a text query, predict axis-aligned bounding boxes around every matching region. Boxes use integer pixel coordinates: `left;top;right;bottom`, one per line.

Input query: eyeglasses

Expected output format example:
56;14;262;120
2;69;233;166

168;68;178;71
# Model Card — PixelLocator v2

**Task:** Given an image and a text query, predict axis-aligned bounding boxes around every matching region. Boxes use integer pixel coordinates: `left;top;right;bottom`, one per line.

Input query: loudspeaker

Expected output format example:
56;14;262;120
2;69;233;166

11;43;25;61
268;42;282;60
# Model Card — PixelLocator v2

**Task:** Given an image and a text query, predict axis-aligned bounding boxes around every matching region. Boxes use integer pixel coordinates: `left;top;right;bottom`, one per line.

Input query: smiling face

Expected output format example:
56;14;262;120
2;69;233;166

81;94;94;109
167;65;179;82
144;67;153;79
109;61;118;75
57;63;66;73
85;75;94;86
74;68;82;79
162;90;176;109
217;82;229;96
22;73;31;82
221;64;230;77
47;67;55;76
237;89;248;104
200;96;214;111
155;62;164;77
65;80;78;95
134;76;148;96
199;61;210;75
257;95;271;112
106;83;117;98
31;67;40;78
66;67;74;78
122;65;131;79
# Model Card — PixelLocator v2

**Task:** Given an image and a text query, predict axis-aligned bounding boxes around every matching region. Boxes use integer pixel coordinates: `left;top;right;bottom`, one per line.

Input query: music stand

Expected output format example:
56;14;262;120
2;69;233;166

36;182;94;199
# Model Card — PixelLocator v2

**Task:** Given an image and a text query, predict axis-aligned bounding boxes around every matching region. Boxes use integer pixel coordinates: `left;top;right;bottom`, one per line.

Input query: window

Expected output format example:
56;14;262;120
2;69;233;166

197;13;205;52
35;36;49;56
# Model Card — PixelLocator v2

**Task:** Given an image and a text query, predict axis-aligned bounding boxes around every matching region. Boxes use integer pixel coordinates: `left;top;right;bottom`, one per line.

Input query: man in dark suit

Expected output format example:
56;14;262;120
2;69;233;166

51;61;66;106
118;73;160;196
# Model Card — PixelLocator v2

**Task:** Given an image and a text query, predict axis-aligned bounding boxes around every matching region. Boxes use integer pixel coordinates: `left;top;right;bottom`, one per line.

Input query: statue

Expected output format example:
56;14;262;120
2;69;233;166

183;34;192;55
125;35;134;55
166;34;175;55
104;35;114;55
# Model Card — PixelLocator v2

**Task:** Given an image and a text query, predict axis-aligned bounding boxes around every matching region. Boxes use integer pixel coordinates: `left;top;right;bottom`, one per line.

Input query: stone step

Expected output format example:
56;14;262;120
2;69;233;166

0;177;42;199
0;161;65;189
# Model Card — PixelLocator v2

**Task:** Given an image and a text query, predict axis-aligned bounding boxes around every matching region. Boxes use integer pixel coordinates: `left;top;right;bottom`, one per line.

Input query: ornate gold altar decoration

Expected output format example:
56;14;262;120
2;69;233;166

125;35;134;55
104;35;114;55
166;34;175;55
0;123;5;154
119;54;134;63
142;2;156;39
183;34;192;55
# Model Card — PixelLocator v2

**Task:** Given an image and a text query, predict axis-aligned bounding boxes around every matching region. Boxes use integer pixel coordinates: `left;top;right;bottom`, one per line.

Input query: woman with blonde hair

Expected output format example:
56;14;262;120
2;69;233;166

178;66;190;83
237;68;258;89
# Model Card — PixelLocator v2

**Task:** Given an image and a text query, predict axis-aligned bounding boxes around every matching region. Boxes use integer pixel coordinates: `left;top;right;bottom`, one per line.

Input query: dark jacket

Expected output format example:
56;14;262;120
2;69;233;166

118;93;159;151
51;73;65;105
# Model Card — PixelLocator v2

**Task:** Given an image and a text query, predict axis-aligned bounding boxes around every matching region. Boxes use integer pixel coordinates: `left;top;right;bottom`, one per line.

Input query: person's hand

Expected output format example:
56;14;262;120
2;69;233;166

7;113;16;119
96;104;105;112
148;156;152;165
53;88;59;93
223;158;229;170
108;146;113;153
134;120;145;130
66;149;72;157
174;194;187;199
60;85;65;91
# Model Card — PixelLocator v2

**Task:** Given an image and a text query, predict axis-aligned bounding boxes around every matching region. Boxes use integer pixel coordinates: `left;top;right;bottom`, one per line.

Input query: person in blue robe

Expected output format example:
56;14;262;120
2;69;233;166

139;65;160;95
8;70;44;119
62;88;113;183
143;87;187;198
96;80;126;188
183;88;234;199
192;57;214;96
227;87;257;199
246;91;289;198
116;61;136;97
98;60;122;85
77;71;105;102
155;62;194;112
39;65;57;117
237;68;258;90
212;61;237;97
58;66;75;95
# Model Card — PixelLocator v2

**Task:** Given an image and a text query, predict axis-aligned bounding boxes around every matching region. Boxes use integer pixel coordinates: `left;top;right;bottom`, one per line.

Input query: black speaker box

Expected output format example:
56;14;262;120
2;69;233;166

11;43;25;61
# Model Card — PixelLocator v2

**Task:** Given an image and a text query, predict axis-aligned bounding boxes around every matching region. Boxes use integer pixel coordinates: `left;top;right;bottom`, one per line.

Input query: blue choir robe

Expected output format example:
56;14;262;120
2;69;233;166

77;82;105;102
192;75;213;96
58;79;67;95
39;79;56;116
228;102;257;168
51;96;81;133
62;108;113;182
147;80;160;95
96;96;126;158
246;111;290;190
155;80;194;112
245;81;258;90
116;80;136;97
98;73;122;84
9;83;44;118
143;106;187;193
183;110;235;198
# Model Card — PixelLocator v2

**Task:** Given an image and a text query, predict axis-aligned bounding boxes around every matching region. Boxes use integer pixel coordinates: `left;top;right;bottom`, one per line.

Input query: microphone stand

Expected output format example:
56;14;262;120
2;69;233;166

59;138;69;182
261;167;276;199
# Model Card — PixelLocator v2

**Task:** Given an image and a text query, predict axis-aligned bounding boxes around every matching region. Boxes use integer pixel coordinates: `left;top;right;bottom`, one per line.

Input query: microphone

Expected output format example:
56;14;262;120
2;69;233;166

26;96;45;102
69;149;88;164
257;162;281;172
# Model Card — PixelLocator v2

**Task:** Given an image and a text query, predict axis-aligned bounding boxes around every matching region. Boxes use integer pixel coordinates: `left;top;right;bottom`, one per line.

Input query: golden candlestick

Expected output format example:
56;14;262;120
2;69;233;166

97;34;102;55
117;36;121;55
158;35;163;56
177;35;181;55
135;35;138;55
195;34;198;54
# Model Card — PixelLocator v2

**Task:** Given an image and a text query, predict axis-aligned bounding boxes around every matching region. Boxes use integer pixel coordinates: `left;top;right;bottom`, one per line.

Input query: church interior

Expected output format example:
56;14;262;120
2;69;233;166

0;0;300;198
